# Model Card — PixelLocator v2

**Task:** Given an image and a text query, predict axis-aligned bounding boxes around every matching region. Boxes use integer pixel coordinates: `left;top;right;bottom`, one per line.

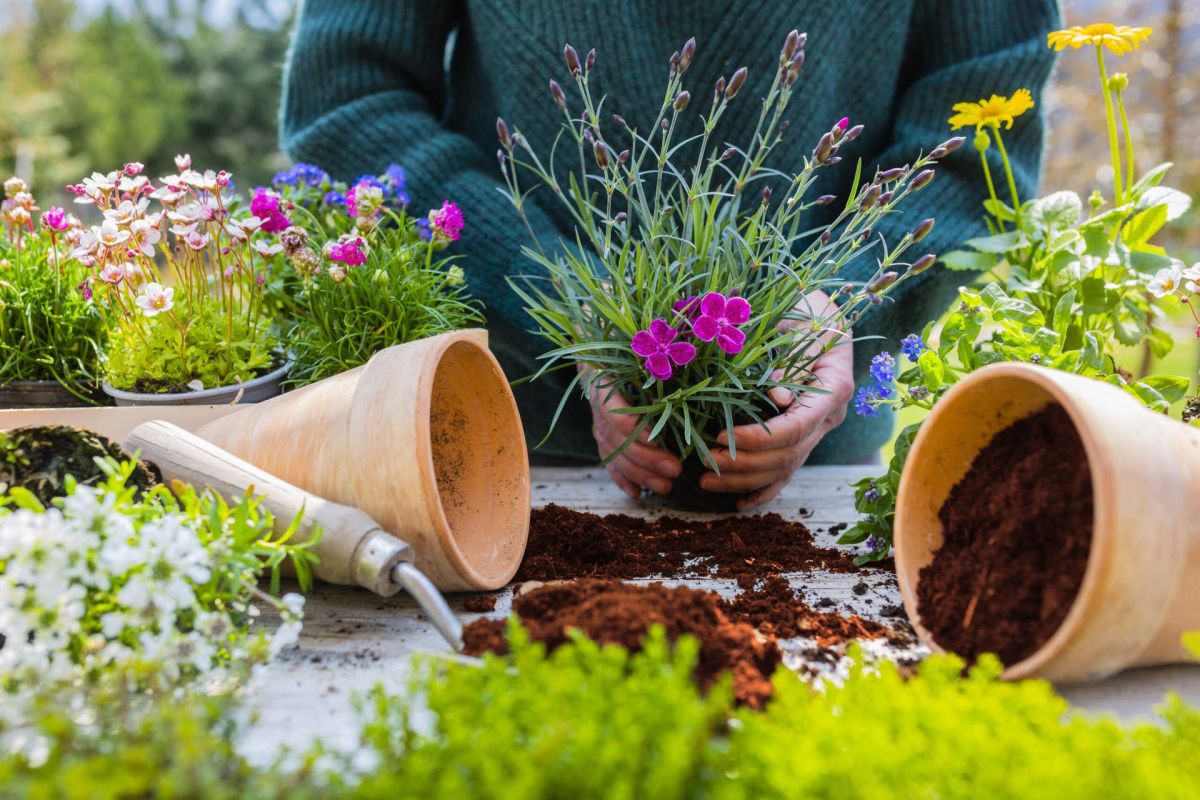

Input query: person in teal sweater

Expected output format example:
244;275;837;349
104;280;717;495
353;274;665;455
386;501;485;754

281;0;1060;505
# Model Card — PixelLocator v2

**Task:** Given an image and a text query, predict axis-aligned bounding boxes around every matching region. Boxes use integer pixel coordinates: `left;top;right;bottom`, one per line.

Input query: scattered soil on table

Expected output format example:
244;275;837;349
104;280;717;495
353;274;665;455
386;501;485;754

463;579;781;708
721;575;890;648
917;405;1093;667
516;504;863;582
462;596;497;612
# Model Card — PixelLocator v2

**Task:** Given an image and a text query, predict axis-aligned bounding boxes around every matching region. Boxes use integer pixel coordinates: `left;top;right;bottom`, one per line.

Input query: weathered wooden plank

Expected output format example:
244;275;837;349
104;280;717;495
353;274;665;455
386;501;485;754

240;464;1200;762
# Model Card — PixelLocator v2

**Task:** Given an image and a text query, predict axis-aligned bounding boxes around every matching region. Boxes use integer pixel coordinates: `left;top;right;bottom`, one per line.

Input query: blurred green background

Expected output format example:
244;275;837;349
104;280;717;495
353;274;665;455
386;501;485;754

1;0;1197;451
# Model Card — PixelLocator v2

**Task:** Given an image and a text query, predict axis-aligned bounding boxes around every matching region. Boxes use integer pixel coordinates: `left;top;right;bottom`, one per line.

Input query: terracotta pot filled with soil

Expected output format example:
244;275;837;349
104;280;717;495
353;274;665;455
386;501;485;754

197;330;530;591
895;363;1200;682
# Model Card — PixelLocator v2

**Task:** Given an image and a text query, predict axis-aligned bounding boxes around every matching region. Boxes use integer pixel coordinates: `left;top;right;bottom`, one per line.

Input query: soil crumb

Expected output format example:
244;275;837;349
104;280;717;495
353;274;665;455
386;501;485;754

916;405;1092;666
462;579;780;708
518;505;864;582
722;575;889;648
462;596;497;612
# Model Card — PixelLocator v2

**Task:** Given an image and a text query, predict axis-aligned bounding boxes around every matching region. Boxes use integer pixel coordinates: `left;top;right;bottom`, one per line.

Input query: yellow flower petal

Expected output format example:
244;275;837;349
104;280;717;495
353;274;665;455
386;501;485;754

1047;23;1152;54
946;89;1034;131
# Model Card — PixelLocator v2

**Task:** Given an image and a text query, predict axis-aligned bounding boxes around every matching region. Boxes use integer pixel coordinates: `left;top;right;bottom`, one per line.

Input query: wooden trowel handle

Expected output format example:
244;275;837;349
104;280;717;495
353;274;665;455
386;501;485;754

125;419;412;596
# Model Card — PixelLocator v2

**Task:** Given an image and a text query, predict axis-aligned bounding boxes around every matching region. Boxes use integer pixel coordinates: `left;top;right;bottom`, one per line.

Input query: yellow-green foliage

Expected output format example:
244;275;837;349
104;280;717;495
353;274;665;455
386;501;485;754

103;299;274;392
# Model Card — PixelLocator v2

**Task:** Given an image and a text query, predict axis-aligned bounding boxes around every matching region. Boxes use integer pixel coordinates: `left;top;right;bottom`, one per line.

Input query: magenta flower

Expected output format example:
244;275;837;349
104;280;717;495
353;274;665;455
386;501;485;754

250;188;291;233
672;295;701;322
329;236;368;266
692;292;752;355
429;201;465;242
40;207;69;232
631;319;696;381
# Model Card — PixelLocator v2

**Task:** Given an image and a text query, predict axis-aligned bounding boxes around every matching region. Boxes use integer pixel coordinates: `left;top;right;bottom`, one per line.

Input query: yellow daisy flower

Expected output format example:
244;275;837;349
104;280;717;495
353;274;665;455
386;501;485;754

948;89;1034;131
1047;23;1152;56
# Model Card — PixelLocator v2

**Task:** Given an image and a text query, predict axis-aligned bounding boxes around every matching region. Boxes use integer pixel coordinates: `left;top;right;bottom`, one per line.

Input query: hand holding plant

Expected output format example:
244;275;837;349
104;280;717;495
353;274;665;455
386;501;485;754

500;32;957;508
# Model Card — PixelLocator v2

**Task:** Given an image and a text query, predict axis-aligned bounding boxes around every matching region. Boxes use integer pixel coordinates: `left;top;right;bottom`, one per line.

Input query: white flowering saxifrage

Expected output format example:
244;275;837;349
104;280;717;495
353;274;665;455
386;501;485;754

843;24;1194;563
498;32;959;481
0;458;318;763
67;158;279;393
261;163;482;387
0;178;105;400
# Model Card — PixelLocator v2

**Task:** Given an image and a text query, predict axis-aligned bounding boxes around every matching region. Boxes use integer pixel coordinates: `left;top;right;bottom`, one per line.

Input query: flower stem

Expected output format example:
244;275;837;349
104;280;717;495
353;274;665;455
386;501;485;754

991;128;1021;229
1115;87;1136;196
1096;45;1124;205
979;149;1005;233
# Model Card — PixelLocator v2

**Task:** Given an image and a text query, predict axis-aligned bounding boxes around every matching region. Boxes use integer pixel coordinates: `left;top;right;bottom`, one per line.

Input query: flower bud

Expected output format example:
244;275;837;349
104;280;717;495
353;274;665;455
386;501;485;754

612;113;627;129
673;90;691;111
843;124;864;142
447;265;465;286
564;44;581;75
878;166;907;182
585;48;597;71
859;183;881;210
549;79;567;108
761;186;773;205
866;291;883;306
815;194;836;205
714;76;726;96
973;129;991;153
910;169;935;190
618;149;630;165
497;149;506;166
679;37;696;71
858;227;873;243
593;139;610;168
669;51;681;72
814;131;835;162
930;136;965;159
912;217;935;242
720;147;737;161
613;211;627;223
878;190;893;205
819;229;832;245
868;271;899;292
1107;72;1128;91
496;117;512;149
782;29;801;59
910;253;937;274
786;50;805;83
726;67;748;98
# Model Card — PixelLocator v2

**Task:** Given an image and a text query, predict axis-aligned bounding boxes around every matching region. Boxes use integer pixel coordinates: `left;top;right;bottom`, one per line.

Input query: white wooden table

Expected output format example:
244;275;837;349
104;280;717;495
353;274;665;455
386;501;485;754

240;466;1200;762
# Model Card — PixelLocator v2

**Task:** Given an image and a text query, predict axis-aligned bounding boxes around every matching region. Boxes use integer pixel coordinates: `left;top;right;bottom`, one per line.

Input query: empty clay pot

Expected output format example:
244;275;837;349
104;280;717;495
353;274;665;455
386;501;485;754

894;362;1200;682
196;329;530;591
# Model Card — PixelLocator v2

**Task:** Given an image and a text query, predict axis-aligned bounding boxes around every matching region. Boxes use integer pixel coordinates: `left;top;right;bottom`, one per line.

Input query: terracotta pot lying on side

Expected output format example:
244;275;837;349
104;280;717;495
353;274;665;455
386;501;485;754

197;329;530;592
894;362;1200;683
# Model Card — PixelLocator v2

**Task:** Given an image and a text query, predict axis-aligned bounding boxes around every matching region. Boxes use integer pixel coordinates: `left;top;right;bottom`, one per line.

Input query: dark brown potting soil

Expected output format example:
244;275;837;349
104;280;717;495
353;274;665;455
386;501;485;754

462;579;781;708
462;596;497;612
722;575;890;648
916;405;1093;666
0;425;159;505
517;504;861;582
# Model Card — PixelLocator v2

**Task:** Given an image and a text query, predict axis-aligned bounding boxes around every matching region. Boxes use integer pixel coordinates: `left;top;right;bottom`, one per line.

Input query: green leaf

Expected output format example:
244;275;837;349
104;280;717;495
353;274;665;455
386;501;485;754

1148;326;1175;359
1137;185;1192;222
965;231;1025;254
1052;289;1076;334
1136;374;1190;405
983;198;1015;222
941;249;999;272
1127;161;1173;196
1123;203;1167;249
1029;191;1082;231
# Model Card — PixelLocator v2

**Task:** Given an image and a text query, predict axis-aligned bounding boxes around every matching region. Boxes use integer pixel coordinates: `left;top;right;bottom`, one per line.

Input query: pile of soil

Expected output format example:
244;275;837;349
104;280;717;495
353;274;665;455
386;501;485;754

517;504;861;582
916;405;1093;666
722;575;889;648
462;596;497;612
463;579;780;708
0;425;158;505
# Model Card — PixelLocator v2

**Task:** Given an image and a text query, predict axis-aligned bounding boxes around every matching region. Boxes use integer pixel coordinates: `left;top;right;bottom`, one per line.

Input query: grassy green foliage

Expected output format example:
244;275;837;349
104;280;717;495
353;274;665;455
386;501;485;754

3;622;1199;798
0;233;104;396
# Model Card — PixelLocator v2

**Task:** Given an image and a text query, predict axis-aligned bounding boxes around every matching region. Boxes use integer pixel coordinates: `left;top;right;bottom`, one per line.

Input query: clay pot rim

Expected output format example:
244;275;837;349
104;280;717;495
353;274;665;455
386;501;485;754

894;362;1112;680
359;330;529;588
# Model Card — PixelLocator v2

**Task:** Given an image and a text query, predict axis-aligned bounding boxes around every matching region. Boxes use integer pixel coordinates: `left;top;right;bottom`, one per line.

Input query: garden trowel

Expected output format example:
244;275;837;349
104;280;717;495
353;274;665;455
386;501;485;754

124;419;464;652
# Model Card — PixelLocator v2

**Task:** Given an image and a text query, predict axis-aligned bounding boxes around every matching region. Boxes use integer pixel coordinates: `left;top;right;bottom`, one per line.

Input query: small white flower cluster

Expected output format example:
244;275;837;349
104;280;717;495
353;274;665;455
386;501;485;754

1147;261;1200;299
0;484;304;761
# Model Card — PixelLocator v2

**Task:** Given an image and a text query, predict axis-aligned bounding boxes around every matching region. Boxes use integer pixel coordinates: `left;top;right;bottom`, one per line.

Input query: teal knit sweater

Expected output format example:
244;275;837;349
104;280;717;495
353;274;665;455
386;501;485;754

280;0;1060;464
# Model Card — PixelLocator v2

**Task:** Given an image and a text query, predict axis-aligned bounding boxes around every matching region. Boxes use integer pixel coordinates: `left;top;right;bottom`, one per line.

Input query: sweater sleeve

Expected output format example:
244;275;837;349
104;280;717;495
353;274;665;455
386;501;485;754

279;0;563;337
848;0;1062;343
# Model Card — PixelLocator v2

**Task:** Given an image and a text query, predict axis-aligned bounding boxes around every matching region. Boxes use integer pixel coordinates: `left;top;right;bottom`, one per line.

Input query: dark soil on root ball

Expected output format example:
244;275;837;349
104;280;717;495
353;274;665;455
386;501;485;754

916;404;1093;667
517;504;868;582
0;425;159;505
462;579;780;708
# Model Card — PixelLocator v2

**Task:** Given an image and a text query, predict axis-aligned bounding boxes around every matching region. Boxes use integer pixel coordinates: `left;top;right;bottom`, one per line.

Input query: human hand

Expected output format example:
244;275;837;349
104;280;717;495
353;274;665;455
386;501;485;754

586;372;683;499
699;291;854;509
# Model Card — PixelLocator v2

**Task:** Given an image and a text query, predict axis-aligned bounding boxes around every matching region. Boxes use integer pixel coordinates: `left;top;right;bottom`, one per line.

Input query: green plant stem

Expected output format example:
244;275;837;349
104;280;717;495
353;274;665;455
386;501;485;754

1096;45;1124;204
1115;87;1136;196
991;128;1021;229
979;148;1005;233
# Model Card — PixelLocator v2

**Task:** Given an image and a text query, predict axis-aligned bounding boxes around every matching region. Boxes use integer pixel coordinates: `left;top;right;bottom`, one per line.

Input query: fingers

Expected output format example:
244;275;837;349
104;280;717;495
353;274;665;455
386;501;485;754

606;462;641;500
716;392;839;451
706;445;794;474
591;383;651;442
700;467;778;493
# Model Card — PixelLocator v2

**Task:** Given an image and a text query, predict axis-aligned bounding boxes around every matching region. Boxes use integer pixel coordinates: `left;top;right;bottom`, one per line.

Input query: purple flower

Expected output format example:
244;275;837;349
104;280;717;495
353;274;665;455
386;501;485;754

692;292;751;355
383;164;407;192
40;206;69;232
429;201;465;242
853;386;879;417
250;188;291;233
323;190;346;207
672;295;701;322
631;319;697;381
416;217;432;241
273;163;328;188
900;334;926;362
77;279;92;301
869;352;895;386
